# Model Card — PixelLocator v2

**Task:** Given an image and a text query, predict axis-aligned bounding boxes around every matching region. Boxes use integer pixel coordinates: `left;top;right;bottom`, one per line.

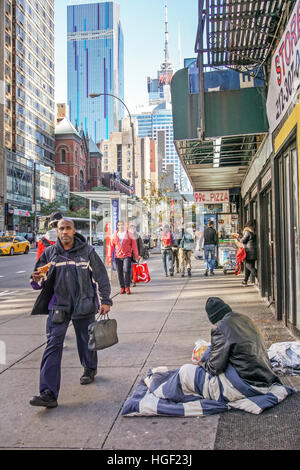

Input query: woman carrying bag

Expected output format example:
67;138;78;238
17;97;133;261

234;220;257;286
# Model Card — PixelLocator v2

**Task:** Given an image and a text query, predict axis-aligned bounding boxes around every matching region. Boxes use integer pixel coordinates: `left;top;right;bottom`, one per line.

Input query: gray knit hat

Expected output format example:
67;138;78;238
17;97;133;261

205;297;232;324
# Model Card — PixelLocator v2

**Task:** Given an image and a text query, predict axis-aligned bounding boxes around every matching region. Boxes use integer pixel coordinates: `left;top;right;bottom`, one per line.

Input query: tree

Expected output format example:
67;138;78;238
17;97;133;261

141;176;172;236
39;200;63;216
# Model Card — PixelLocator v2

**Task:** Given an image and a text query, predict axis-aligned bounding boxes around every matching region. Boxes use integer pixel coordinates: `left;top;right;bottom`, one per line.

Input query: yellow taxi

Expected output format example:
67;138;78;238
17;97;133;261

0;235;31;256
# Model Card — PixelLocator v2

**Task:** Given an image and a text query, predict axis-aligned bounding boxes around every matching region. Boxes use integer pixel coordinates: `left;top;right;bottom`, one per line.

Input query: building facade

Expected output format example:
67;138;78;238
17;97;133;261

134;102;189;191
55;117;102;193
171;0;300;337
99;117;158;199
1;0;67;234
67;0;124;144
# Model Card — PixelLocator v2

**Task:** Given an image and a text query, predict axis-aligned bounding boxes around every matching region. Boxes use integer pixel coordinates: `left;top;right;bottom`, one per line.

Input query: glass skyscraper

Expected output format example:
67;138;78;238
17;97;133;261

67;1;124;144
134;1;191;192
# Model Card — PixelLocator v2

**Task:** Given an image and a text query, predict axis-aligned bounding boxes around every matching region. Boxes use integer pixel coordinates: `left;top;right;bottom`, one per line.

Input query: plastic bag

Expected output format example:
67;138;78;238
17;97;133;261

192;339;210;364
267;341;300;376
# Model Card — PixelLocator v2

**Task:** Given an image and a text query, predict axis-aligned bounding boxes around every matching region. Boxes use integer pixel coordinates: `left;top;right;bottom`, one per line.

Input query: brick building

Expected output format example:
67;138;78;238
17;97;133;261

55;117;102;192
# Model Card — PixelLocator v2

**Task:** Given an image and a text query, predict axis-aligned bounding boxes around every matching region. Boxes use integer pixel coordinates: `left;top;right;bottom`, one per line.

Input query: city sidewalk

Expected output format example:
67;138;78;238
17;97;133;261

0;253;299;450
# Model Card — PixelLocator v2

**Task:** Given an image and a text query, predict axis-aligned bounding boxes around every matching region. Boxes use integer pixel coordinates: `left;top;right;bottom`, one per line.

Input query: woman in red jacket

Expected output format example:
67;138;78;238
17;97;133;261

108;221;140;294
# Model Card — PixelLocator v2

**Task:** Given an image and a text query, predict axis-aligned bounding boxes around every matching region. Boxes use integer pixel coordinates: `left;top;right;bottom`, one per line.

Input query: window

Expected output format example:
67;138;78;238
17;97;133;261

61;149;66;163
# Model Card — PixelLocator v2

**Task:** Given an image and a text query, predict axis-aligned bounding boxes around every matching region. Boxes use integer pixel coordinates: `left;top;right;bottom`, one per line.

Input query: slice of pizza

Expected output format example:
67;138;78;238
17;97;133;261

37;262;51;277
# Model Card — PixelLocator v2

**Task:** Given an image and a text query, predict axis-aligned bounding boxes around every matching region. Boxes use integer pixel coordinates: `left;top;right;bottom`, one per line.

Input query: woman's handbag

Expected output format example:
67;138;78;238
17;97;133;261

88;312;118;351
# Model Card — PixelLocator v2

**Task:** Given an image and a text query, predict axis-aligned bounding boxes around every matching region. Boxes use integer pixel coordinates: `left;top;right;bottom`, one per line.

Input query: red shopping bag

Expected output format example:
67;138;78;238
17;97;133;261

235;247;246;275
132;263;151;283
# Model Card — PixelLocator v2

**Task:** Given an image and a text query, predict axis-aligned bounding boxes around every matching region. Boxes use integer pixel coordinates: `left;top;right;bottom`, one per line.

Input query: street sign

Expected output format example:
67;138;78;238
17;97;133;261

194;190;229;204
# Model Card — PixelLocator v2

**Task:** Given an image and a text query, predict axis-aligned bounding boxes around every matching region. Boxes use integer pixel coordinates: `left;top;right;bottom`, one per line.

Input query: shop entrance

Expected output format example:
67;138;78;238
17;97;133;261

276;143;300;328
260;186;274;302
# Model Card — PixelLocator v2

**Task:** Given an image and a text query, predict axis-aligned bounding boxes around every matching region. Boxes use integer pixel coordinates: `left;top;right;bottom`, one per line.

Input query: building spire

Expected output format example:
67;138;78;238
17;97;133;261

161;1;173;76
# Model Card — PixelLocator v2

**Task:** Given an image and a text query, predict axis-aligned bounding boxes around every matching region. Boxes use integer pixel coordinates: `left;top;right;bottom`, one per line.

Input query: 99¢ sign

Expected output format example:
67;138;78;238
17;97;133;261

194;191;229;204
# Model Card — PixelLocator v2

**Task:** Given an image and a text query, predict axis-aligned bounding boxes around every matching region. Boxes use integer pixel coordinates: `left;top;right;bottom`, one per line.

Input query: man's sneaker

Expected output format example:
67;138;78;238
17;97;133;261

187;269;191;277
80;368;97;385
241;280;247;286
209;271;215;276
120;288;125;294
204;270;208;277
125;287;131;295
30;389;57;408
170;271;174;277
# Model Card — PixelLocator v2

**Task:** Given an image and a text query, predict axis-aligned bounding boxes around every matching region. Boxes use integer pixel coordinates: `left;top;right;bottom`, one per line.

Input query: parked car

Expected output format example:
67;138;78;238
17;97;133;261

0;235;31;256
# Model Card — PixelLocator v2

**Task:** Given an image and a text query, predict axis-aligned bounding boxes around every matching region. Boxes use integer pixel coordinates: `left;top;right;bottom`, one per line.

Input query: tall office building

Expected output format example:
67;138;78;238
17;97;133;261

134;2;191;192
67;1;124;144
1;0;68;233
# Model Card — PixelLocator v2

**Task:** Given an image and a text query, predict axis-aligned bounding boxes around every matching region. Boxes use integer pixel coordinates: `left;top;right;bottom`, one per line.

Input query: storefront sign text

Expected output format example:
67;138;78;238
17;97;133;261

194;191;229;204
266;0;300;132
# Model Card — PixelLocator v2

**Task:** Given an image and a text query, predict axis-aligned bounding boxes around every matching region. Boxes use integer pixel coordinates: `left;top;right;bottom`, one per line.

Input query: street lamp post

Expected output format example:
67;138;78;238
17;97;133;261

89;92;136;192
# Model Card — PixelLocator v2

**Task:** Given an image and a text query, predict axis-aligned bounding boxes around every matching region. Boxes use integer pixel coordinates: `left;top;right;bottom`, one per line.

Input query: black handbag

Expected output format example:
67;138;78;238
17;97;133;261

88;313;118;351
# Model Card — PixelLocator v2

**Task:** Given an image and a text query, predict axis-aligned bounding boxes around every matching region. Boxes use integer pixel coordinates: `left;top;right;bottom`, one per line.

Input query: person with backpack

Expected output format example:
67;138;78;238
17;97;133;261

203;221;218;276
36;212;63;260
179;226;195;277
161;224;175;277
234;220;257;286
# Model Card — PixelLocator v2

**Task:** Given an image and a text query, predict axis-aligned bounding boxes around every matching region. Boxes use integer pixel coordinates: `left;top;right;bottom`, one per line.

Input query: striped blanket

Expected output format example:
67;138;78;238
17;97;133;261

122;363;294;417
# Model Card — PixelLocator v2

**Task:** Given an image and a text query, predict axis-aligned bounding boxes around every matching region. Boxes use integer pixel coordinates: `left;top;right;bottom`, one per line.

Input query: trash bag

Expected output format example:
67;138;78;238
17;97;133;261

267;341;300;375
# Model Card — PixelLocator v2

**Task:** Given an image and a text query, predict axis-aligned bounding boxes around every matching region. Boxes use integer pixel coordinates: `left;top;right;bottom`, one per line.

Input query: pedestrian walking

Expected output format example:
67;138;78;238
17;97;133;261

36;211;63;260
29;218;112;408
160;224;175;277
203;221;218;276
179;226;195;277
108;221;140;295
234;220;257;286
129;222;144;287
172;226;182;274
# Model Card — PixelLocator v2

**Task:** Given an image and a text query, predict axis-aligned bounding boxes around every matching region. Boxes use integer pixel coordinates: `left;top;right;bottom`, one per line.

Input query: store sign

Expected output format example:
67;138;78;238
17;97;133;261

266;0;300;133
194;190;229;204
13;209;31;217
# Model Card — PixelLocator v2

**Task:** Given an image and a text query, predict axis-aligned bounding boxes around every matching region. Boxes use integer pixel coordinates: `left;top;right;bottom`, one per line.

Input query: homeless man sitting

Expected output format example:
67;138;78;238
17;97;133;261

200;297;281;387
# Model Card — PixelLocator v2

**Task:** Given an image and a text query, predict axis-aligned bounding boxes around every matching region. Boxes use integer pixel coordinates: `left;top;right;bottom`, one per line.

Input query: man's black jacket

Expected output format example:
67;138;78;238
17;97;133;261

201;311;280;387
30;233;112;319
204;227;218;245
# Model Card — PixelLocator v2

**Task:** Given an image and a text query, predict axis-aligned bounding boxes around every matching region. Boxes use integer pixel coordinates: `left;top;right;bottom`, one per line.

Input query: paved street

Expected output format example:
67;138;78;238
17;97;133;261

0;252;299;451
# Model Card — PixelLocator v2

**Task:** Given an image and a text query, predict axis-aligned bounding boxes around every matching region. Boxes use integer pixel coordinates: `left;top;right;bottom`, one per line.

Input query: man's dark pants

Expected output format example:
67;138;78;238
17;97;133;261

40;310;97;399
115;256;132;288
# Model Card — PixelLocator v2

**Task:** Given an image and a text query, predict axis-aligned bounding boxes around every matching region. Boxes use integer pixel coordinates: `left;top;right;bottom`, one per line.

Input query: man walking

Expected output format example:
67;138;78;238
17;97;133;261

161;224;175;277
109;220;140;295
179;226;195;277
29;218;112;408
203;221;218;276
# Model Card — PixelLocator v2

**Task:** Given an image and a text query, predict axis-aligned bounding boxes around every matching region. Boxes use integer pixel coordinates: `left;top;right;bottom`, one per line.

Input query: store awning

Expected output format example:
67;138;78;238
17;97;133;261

171;67;267;190
170;0;291;191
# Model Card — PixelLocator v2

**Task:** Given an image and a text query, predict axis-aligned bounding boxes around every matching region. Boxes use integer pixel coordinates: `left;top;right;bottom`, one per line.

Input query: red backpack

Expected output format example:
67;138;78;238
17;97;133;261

161;232;172;247
235;247;246;275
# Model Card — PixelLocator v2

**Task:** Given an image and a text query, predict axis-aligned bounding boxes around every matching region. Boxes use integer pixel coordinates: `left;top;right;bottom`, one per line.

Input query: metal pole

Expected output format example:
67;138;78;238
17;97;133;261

89;92;136;190
89;198;92;245
33;162;37;239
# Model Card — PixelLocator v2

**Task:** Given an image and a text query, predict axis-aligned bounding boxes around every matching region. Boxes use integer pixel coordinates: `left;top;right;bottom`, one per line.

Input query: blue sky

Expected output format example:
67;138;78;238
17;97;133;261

54;0;198;111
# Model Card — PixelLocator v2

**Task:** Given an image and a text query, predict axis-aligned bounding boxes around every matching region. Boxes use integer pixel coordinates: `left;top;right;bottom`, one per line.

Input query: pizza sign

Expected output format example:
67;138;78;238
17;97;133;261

194;191;229;204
